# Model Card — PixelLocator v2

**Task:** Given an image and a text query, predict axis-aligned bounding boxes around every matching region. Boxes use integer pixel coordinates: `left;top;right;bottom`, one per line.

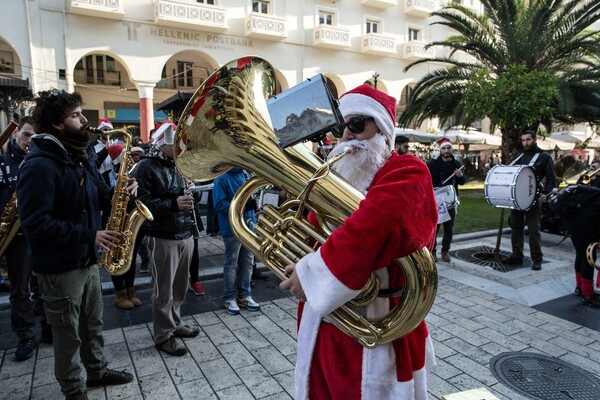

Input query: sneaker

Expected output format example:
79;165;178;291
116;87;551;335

15;337;36;361
581;294;600;308
188;281;205;296
86;368;134;387
531;262;542;271
225;299;240;315
441;252;451;262
237;296;260;312
174;325;200;338
155;336;187;356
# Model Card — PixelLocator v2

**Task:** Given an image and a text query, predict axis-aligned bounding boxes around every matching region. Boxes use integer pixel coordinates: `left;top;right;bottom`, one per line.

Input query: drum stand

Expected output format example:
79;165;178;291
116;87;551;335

492;209;505;263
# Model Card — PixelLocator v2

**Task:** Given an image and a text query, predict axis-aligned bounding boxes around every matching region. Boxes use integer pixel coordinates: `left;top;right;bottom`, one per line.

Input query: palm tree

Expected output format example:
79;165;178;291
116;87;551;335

398;0;600;161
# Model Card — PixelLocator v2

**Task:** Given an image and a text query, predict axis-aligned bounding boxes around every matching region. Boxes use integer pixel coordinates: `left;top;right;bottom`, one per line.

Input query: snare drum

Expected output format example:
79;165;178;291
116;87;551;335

434;185;458;210
484;165;537;210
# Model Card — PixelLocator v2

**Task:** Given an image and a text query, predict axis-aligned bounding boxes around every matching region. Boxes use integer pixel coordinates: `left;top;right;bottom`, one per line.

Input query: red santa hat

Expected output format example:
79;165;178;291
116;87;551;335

152;120;177;147
437;137;453;149
339;84;397;151
131;146;144;156
107;144;124;165
97;118;113;131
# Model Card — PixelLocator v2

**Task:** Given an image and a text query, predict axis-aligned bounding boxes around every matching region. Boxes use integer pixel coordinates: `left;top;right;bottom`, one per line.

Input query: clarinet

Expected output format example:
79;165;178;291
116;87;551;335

182;177;202;239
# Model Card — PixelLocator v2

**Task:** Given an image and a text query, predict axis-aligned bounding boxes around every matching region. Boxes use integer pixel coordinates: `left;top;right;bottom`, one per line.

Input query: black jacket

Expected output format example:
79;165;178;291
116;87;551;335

132;154;194;240
427;156;467;191
16;135;109;275
0;139;26;209
513;145;557;194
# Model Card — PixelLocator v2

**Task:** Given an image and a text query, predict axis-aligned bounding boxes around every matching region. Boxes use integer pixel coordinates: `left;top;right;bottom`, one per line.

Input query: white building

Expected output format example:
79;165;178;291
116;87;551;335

0;0;486;141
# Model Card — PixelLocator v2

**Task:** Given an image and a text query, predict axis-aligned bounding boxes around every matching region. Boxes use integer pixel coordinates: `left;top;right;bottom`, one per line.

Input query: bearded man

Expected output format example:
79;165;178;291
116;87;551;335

280;84;438;400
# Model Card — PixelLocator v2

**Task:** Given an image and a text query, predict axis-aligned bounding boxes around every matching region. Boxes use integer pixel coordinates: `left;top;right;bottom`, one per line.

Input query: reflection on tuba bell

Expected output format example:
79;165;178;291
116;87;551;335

174;57;437;348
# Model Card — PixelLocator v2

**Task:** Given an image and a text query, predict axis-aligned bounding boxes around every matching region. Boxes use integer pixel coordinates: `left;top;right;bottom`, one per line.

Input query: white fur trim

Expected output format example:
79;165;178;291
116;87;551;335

295;248;361;317
295;304;322;400
98;121;113;130
152;123;175;147
93;142;105;153
340;93;394;152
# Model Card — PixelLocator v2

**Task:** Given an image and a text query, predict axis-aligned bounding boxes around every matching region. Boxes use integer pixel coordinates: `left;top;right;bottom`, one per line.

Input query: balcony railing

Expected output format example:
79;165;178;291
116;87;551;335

154;0;227;32
361;0;398;9
74;69;121;87
245;13;287;40
313;25;351;49
361;33;396;55
401;41;435;60
404;0;440;17
69;0;125;20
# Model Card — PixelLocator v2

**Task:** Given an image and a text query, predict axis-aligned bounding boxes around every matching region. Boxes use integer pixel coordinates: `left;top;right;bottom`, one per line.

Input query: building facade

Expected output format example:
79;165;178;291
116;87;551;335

0;0;487;140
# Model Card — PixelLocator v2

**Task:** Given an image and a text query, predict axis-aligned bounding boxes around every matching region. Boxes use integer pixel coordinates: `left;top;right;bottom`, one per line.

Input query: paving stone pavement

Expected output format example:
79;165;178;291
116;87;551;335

1;229;599;399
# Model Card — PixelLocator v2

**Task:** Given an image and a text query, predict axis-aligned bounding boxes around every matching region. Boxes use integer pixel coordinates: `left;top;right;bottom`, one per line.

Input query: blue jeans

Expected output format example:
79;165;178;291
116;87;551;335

222;235;253;301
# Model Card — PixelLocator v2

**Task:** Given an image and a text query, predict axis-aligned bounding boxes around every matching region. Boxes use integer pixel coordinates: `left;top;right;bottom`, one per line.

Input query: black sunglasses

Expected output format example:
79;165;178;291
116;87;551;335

331;116;375;138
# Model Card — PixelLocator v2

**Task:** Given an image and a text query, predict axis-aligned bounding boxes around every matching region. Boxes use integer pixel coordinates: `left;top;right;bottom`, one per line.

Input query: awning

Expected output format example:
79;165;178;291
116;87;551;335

394;128;502;149
537;136;576;151
0;76;31;88
156;91;194;121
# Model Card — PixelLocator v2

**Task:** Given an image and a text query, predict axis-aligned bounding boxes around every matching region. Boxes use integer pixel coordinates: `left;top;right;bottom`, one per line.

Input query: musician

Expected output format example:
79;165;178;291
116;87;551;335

17;90;134;399
280;84;437;399
0;116;51;360
506;130;557;271
132;120;199;357
427;138;466;262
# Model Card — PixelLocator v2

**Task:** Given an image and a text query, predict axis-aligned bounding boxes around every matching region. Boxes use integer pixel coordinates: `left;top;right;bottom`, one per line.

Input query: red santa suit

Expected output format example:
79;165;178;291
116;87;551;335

295;151;438;400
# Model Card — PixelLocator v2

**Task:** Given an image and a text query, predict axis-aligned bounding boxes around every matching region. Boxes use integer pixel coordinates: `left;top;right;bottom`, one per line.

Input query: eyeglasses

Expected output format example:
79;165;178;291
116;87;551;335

331;116;375;138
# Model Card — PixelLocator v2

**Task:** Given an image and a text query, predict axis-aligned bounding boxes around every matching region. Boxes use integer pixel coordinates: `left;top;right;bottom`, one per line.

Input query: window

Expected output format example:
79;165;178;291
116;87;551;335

252;1;269;13
74;55;120;86
366;20;379;34
197;0;215;4
408;28;420;41
319;11;334;25
177;61;194;88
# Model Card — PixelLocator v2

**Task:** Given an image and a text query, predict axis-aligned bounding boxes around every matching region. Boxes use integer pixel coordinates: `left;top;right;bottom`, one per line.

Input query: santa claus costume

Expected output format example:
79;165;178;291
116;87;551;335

293;85;438;399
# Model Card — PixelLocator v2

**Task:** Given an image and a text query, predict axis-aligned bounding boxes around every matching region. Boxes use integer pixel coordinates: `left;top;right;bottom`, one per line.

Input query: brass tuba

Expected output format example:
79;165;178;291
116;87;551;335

174;57;437;348
98;129;154;276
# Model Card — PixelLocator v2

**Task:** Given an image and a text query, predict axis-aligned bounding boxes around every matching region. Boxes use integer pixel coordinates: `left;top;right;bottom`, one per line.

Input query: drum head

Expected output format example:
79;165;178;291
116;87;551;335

513;167;536;209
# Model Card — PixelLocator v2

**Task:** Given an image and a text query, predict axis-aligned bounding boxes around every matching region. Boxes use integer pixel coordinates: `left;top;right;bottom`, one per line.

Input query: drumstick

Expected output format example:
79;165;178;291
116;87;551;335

441;165;464;186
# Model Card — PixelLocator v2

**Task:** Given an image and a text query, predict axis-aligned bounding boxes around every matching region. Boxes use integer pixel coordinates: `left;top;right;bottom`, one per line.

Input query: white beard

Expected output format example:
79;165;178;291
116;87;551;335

327;134;389;194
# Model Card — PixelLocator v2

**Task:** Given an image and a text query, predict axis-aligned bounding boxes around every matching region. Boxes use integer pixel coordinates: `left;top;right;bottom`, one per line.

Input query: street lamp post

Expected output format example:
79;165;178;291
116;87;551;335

372;72;379;89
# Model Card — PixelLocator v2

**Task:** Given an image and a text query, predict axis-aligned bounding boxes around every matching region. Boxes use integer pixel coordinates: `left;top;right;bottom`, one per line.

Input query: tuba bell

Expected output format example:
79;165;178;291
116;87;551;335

174;57;437;348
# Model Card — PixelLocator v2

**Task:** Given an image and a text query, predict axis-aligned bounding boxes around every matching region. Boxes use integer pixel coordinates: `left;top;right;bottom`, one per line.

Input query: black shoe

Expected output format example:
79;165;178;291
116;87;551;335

86;368;134;388
581;294;600;308
504;255;523;265
174;325;200;338
15;337;36;361
65;392;88;400
532;262;542;271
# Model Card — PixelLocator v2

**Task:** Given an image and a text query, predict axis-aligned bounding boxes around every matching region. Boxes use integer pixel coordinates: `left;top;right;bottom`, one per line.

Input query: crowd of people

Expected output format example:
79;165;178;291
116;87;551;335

0;83;597;400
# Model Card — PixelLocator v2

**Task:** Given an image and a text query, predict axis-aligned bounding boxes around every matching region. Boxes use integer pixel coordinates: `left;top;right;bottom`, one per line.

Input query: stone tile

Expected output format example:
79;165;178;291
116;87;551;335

575;326;600;342
199;358;242;391
218;311;252;331
468;305;513;323
560;350;600;372
262;391;293;399
437;292;478;308
475;328;528;352
439;323;490;347
532;311;583;331
427;371;460;400
273;370;295;398
237;363;285;398
509;331;568;358
434;309;485;331
105;378;142;399
445;354;497;386
446;373;486;392
443;337;494;365
178;378;218;400
548;336;596;359
431;358;461;381
131;347;166;377
35;343;54;360
138;371;179;400
250;345;295;375
216;384;255;400
31;355;56;387
431;339;457;360
489;381;532;400
163;350;203;384
497;307;547;327
480;341;513;358
471;315;520;336
124;326;155;352
494;298;537;315
464;294;506;311
103;327;125;345
272;297;298;311
274;318;297;338
30;381;62;400
203;322;237;346
87;387;106;400
0;350;36;379
246;314;286;336
187;335;221;363
428;326;454;342
104;341;134;370
539;323;594;346
193;311;221;327
234;326;272;351
260;303;294;323
425;313;452;328
0;373;32;399
505;319;557;341
264;330;297;357
219;341;258;370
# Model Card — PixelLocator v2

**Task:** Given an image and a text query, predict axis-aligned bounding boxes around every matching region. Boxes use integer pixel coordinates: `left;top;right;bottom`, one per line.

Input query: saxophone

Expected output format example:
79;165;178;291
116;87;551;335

98;129;154;276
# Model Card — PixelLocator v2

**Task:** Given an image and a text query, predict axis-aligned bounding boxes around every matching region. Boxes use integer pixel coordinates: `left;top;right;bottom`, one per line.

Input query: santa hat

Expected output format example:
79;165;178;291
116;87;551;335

339;84;397;151
97;118;113;131
107;144;124;165
437;138;453;149
152;120;177;147
321;136;332;150
131;146;144;156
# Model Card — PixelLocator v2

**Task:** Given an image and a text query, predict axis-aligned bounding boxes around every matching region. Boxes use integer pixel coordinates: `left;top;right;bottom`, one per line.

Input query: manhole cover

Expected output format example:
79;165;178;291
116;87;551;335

451;245;532;272
490;352;600;399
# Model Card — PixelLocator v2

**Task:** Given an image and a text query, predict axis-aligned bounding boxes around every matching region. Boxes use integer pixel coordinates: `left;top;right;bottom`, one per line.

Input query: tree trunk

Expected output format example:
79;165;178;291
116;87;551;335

500;126;523;164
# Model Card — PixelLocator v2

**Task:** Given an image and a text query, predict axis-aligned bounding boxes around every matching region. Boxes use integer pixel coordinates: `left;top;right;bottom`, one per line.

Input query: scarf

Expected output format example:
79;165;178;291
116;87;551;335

56;129;89;163
147;143;174;164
